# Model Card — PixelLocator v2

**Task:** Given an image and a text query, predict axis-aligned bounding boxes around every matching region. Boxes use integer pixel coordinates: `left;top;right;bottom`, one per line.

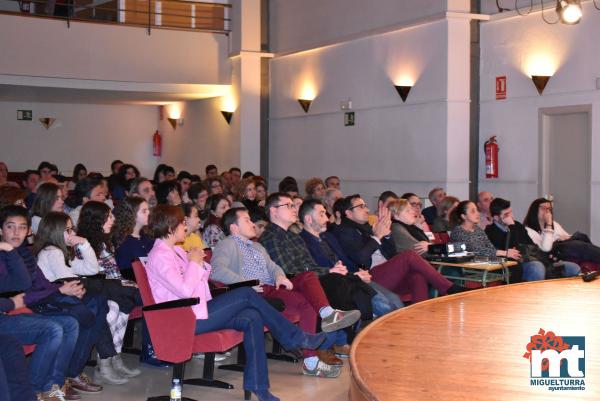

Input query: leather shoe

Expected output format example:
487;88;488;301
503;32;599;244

316;349;343;366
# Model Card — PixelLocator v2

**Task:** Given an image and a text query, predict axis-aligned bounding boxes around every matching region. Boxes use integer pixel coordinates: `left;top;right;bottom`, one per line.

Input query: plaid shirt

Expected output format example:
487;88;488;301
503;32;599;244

259;223;328;276
232;235;274;285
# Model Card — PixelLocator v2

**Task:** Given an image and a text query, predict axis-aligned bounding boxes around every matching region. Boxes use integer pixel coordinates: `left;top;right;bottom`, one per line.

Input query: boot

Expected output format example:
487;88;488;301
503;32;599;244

111;354;141;378
96;358;129;385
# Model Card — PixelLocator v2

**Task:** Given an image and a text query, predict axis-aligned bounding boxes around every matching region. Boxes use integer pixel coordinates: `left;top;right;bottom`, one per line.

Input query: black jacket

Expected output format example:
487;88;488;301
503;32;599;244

331;218;395;268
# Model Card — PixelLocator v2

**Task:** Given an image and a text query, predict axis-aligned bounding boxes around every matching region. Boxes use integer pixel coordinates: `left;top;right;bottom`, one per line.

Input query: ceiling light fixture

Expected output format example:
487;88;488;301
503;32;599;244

514;0;585;25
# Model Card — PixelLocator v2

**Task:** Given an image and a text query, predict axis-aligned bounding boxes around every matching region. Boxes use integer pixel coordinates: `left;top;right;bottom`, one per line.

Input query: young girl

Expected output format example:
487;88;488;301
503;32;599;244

30;182;65;235
146;205;326;401
33;212;133;385
180;203;206;251
202;194;230;247
112;197;153;281
76;201;142;379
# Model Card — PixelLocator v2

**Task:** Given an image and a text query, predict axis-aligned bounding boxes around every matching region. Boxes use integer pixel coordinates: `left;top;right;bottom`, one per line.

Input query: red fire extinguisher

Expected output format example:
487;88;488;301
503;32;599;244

152;130;162;157
484;135;499;179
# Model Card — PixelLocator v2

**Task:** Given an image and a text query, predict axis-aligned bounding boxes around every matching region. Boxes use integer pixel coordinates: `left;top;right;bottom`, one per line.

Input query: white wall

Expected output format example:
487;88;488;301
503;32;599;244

0;101;159;176
269;17;472;205
0;14;230;84
269;0;470;53
479;2;600;240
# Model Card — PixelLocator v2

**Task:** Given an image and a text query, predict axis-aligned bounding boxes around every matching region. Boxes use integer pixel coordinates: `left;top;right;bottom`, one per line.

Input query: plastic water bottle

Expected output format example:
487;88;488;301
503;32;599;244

170;378;182;401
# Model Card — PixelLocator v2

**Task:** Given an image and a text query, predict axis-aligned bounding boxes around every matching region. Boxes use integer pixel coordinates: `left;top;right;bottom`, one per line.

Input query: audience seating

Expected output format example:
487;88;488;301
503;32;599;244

132;260;249;401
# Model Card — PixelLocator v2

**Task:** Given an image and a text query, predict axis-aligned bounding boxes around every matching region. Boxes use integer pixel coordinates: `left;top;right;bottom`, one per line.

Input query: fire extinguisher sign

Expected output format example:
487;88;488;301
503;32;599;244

496;76;507;100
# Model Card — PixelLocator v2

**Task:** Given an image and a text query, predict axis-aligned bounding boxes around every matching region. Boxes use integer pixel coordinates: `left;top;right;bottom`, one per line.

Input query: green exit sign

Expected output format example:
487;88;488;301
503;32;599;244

17;110;32;120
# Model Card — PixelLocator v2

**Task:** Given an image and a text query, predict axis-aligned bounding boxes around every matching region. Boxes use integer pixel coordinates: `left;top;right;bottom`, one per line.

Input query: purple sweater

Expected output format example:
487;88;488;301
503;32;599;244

17;244;61;306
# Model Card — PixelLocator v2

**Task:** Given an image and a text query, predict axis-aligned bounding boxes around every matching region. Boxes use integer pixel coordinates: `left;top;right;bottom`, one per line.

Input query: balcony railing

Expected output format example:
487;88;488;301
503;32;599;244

0;0;231;34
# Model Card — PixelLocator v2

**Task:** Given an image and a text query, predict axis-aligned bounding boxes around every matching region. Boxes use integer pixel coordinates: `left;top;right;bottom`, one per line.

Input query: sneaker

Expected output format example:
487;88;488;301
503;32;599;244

61;382;81;401
68;374;103;394
333;344;351;358
302;359;342;378
38;384;66;401
320;309;361;332
192;352;230;362
316;350;343;366
111;354;142;378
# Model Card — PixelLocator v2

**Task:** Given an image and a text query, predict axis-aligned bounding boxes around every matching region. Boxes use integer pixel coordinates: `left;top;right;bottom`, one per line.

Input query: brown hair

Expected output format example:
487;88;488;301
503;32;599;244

387;198;411;217
304;177;325;198
32;212;74;265
148;205;184;239
234;177;256;201
31;182;62;218
438;196;460;218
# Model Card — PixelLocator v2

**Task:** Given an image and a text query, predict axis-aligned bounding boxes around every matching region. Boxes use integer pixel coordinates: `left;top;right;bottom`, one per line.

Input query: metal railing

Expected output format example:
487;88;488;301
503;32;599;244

0;0;231;34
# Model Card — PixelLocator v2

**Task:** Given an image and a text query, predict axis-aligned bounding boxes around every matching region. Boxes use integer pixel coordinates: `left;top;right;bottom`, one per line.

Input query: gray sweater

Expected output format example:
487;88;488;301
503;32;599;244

209;236;285;285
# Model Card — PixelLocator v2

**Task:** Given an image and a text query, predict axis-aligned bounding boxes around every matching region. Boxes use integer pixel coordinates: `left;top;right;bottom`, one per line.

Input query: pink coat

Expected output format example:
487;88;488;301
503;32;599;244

145;238;212;320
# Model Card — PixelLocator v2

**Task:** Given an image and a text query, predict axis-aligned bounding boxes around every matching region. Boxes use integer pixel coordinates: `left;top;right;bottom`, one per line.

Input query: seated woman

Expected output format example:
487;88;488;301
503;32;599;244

33;211;137;385
235;177;263;216
111;164;140;201
155;180;182;206
400;193;433;234
524;198;600;265
180;203;206;251
30;182;65;234
67;163;87;192
431;196;459;233
202;194;230;247
145;205;326;401
112;196;153;280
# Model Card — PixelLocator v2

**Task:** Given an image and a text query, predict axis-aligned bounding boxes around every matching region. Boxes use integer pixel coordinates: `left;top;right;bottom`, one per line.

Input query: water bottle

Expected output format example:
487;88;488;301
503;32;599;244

170;378;182;401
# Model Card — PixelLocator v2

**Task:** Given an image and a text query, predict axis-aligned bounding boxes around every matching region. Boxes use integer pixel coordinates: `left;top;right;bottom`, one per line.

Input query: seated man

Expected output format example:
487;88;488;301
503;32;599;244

485;198;580;281
422;187;445;226
128;177;158;208
477;191;494;230
212;206;359;378
332;194;461;303
298;199;403;317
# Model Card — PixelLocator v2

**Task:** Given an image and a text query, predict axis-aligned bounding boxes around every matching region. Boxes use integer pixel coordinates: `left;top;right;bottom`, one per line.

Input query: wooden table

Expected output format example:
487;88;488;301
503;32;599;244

350;278;600;401
430;260;518;287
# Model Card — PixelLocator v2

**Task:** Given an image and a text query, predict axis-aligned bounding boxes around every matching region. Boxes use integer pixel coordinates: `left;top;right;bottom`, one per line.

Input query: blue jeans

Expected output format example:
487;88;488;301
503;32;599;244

369;281;403;317
0;314;78;392
195;287;305;391
522;261;581;281
562;261;581;277
0;335;35;401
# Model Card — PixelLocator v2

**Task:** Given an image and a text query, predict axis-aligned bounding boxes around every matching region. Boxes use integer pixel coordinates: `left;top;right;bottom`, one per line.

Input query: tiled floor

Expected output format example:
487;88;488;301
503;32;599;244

87;352;350;401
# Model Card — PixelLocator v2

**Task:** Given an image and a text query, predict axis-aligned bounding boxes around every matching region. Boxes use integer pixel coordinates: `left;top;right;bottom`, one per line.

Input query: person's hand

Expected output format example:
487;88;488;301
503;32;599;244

543;211;553;227
65;235;86;247
59;281;85;297
505;248;521;261
252;285;264;293
354;269;372;283
258;200;266;207
373;208;392;239
412;241;430;255
10;293;25;309
329;260;348;275
502;216;516;226
188;247;206;264
0;242;14;252
275;275;293;290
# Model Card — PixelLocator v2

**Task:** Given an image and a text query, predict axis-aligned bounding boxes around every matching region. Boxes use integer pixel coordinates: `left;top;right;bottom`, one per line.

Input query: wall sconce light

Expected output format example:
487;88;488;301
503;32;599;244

394;85;412;102
221;111;233;124
298;99;313;113
39;117;55;129
556;0;583;24
167;118;184;130
531;75;551;95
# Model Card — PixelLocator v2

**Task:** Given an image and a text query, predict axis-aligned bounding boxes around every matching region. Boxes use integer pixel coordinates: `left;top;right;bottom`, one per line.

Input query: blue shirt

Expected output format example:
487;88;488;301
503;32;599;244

232;235;274;285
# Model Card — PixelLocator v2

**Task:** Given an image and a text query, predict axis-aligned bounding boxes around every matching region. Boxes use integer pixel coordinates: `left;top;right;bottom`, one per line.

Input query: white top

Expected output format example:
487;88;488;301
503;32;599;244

37;241;100;282
68;205;82;227
525;221;571;252
31;215;41;235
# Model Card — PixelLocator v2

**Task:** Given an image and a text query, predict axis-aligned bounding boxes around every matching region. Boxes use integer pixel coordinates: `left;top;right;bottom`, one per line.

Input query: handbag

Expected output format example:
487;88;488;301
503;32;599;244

516;244;564;279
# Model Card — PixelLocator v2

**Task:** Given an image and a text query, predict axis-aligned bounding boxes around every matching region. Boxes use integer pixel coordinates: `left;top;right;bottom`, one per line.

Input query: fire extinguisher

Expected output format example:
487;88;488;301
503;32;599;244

152;130;162;157
484;135;499;179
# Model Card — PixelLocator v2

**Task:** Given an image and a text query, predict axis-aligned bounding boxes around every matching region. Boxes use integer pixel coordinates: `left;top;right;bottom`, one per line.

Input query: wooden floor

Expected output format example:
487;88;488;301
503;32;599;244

349;277;600;401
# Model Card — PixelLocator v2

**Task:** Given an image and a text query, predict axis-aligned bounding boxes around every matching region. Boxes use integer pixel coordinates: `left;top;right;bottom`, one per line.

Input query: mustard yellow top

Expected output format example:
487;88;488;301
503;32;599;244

181;232;206;251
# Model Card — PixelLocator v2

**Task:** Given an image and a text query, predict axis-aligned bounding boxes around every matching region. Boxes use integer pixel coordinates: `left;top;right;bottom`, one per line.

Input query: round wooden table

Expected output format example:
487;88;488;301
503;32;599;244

349;278;600;401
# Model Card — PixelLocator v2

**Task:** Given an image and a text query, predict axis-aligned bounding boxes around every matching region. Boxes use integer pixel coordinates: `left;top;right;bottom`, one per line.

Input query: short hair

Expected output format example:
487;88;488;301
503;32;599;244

242;171;255;179
181;202;197;219
229;167;241;174
298;199;324;223
489;198;511;217
332;198;346;219
264;192;291;221
205;164;218;174
37;161;54;172
69;177;103;208
450;200;474;226
0;186;25;209
0;205;30;228
155;180;181;205
148;205;184;239
324;176;339;187
304;177;325;197
378;191;398;204
339;194;362;216
400;192;418;200
190;174;202;183
387;198;410;217
428;187;445;202
23;169;40;181
324;188;341;202
205;194;229;212
438;196;460;218
111;160;124;172
128;177;152;195
177;171;193;181
250;209;268;223
222;207;247;236
188;182;208;202
278;176;298;193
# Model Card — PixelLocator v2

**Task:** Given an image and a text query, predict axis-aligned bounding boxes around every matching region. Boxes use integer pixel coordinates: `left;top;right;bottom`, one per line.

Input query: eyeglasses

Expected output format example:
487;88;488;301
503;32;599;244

274;203;295;210
409;202;423;208
64;227;75;234
349;203;368;211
